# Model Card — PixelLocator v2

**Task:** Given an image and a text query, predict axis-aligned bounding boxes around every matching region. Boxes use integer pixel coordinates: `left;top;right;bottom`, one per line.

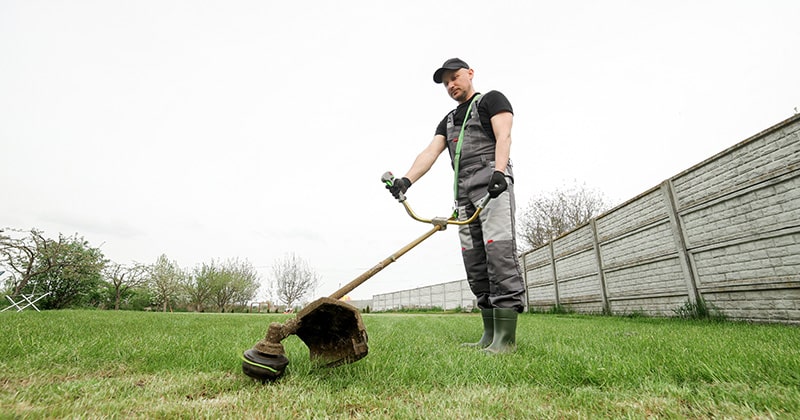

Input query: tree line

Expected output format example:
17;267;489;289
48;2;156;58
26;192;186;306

1;228;319;312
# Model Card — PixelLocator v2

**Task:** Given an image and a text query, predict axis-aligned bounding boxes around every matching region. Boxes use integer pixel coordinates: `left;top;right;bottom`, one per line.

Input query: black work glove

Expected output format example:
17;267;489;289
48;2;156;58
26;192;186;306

487;171;508;198
387;177;412;200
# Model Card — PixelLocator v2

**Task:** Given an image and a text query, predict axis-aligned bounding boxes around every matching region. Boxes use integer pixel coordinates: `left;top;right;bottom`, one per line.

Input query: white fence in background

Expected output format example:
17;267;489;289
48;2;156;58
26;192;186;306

372;280;474;312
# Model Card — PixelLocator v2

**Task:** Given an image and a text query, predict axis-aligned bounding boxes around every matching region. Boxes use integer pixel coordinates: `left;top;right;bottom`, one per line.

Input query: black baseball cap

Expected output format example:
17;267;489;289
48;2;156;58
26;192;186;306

433;58;469;84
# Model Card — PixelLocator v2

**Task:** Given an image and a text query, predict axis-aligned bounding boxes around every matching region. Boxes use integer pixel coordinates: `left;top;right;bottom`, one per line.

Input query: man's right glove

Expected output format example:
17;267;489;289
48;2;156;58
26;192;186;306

387;177;412;200
487;171;508;198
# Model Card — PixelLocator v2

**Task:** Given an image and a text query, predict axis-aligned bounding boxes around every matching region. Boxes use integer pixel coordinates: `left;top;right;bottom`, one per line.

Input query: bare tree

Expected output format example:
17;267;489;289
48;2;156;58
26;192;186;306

518;183;612;251
104;262;148;310
270;253;319;308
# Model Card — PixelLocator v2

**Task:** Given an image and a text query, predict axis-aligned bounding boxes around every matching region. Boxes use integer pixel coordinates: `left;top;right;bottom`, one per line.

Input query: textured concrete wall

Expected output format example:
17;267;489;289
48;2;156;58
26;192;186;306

523;114;800;322
372;279;474;312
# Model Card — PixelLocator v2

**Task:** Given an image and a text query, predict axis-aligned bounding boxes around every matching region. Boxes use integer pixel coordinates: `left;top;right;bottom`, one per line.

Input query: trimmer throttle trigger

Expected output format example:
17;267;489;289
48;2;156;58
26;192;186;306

381;171;396;187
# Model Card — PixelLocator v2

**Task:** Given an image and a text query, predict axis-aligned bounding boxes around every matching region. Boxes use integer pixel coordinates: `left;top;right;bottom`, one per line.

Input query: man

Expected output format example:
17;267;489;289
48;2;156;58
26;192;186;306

386;58;525;353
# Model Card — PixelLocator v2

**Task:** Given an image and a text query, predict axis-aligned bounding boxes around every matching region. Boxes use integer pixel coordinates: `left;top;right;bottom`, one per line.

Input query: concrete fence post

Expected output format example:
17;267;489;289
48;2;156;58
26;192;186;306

590;219;610;314
549;241;560;307
521;254;530;313
661;180;701;304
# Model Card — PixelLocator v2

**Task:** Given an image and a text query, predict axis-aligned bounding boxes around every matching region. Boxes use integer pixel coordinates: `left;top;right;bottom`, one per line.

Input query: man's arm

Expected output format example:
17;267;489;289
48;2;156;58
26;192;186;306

491;111;513;173
404;134;448;183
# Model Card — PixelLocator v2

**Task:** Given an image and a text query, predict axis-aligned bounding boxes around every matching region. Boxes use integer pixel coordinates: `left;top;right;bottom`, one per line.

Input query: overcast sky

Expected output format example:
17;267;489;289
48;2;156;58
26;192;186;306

2;1;799;302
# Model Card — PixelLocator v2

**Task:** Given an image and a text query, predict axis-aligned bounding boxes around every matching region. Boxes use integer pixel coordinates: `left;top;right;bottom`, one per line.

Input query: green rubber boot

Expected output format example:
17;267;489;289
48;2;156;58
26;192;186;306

484;308;518;354
461;308;494;348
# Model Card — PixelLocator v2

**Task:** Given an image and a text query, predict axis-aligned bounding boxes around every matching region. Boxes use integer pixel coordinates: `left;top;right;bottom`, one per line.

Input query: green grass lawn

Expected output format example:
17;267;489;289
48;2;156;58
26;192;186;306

1;310;798;419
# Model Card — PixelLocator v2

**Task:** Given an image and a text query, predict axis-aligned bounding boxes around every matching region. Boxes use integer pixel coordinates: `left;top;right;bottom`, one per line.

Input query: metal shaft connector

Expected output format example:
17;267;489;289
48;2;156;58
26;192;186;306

431;217;449;230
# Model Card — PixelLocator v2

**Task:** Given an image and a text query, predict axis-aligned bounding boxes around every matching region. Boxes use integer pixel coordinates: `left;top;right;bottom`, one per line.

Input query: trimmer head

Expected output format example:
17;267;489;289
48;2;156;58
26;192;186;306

241;297;368;382
241;348;290;382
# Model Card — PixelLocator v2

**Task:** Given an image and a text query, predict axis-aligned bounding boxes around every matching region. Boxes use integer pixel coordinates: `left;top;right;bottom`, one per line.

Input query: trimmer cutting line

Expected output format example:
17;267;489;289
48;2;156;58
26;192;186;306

241;172;491;382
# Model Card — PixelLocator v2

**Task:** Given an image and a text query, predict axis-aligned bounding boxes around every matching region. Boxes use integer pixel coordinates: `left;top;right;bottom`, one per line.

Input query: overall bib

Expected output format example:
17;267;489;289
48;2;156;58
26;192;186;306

445;96;526;311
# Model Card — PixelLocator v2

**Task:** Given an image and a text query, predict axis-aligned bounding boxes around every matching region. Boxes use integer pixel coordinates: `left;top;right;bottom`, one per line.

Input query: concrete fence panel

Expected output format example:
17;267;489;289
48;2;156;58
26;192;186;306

372;279;475;312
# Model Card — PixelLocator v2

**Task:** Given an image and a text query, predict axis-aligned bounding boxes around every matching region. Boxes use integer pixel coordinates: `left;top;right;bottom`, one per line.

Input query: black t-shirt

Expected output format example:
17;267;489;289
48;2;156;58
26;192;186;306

435;91;513;141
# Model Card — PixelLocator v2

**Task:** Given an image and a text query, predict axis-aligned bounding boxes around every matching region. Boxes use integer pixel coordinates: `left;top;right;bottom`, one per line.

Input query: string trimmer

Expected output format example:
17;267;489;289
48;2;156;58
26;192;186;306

241;172;491;381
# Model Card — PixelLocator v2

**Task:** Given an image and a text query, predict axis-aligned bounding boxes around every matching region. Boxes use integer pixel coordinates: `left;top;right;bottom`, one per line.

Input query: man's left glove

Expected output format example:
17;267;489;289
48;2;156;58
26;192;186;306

387;177;412;200
487;171;508;198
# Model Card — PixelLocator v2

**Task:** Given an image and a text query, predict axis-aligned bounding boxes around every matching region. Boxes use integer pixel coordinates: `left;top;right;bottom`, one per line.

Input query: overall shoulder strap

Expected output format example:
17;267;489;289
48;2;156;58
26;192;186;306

452;93;482;207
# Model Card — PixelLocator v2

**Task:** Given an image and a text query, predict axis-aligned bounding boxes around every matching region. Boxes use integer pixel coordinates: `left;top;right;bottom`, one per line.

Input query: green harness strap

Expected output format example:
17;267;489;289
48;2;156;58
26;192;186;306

452;93;482;216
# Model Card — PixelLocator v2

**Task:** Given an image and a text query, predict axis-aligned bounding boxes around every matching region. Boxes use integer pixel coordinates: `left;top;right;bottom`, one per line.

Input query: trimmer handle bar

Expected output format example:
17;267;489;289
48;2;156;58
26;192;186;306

381;171;491;228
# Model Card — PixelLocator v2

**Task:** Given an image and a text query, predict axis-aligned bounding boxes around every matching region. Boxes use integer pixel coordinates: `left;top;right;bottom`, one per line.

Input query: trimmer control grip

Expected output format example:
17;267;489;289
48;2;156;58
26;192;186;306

381;171;406;202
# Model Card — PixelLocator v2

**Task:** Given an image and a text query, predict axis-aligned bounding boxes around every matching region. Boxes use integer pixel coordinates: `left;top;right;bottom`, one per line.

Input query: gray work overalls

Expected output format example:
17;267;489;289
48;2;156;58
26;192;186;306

445;95;526;311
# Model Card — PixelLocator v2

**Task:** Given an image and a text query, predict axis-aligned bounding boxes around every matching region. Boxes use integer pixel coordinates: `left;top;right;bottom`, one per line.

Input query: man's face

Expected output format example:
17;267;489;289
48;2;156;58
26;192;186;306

441;68;473;103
